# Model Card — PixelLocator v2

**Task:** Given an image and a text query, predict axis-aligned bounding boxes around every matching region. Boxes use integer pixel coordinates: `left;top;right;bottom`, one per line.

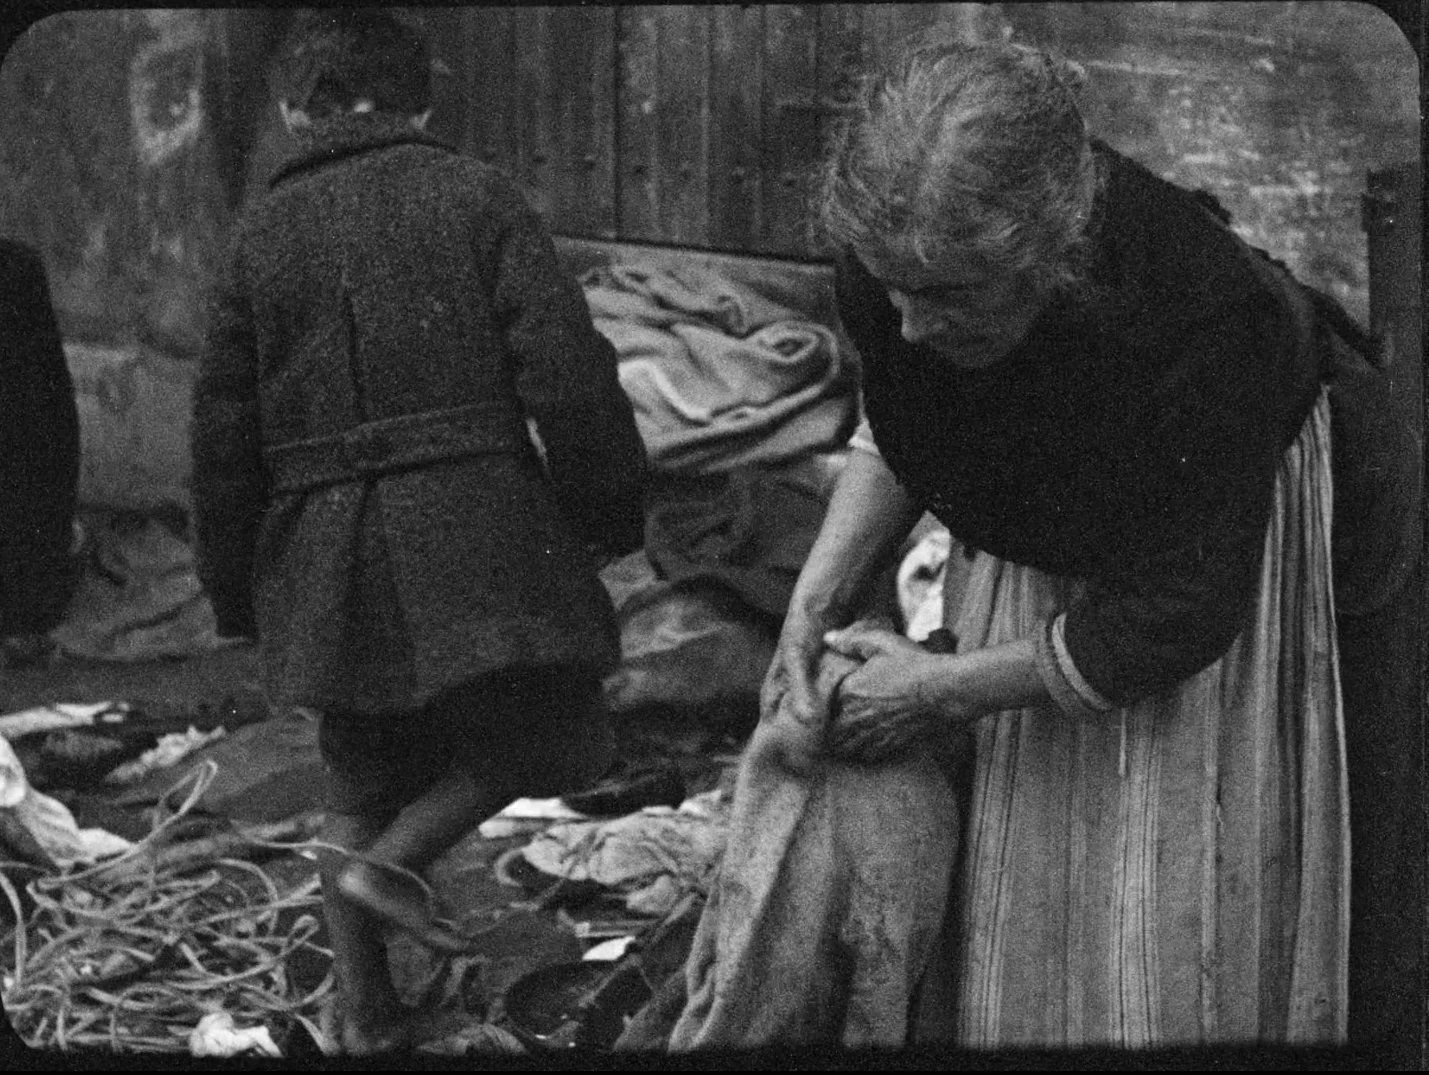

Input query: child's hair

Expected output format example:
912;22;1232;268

276;8;435;119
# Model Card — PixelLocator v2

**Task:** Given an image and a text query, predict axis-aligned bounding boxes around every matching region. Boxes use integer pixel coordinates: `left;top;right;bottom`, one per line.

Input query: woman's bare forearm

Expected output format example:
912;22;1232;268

789;449;923;624
926;638;1052;719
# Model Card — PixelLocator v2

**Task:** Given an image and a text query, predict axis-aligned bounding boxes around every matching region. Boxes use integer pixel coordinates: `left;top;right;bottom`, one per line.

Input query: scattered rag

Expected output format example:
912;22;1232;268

520;791;730;916
898;528;952;643
0;702;118;742
0;734;133;868
50;511;228;663
104;726;227;786
188;1012;282;1060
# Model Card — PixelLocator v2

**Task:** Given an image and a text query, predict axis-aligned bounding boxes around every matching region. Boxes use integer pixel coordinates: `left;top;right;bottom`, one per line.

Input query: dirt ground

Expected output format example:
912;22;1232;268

1;643;736;1059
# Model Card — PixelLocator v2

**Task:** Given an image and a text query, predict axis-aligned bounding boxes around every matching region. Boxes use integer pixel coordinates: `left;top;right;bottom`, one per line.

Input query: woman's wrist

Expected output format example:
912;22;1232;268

923;638;1052;723
786;587;853;631
917;654;978;727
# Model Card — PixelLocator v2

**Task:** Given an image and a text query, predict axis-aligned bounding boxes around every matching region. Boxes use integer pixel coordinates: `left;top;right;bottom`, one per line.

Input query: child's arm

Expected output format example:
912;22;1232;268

486;182;648;559
189;239;265;638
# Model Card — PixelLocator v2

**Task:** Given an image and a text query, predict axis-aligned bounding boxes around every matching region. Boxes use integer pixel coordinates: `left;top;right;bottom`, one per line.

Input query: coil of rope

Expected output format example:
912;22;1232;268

0;761;337;1054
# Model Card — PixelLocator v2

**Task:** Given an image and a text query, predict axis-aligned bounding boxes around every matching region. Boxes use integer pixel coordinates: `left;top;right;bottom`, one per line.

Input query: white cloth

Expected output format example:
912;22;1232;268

896;529;951;643
520;792;730;914
188;1012;282;1059
104;725;227;785
0;736;133;867
0;701;116;741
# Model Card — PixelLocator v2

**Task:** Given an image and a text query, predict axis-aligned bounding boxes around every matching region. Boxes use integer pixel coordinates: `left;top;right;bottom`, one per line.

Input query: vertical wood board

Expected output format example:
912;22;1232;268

616;6;661;241
708;5;766;250
653;6;711;244
761;5;820;253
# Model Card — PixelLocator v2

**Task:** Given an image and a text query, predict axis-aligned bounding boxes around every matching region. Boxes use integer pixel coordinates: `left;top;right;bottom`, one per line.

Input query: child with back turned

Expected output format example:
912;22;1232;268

189;9;648;1053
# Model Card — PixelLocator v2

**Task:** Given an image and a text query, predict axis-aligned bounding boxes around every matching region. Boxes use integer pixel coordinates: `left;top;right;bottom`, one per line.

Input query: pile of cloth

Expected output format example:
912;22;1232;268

513;788;731;920
0;697;312;868
49;510;229;664
585;261;858;724
599;466;837;720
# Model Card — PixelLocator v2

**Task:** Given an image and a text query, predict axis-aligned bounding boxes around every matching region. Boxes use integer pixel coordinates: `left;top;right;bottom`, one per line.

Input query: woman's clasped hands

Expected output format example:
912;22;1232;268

822;623;960;764
757;612;969;775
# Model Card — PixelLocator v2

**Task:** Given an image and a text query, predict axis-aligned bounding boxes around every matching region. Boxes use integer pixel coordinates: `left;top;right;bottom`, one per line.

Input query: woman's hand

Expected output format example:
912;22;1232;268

822;624;962;764
754;609;839;776
753;448;923;775
761;607;837;730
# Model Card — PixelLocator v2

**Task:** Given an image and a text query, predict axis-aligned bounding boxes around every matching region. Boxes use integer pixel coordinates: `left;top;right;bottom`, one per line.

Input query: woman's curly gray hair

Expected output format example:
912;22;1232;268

817;36;1101;295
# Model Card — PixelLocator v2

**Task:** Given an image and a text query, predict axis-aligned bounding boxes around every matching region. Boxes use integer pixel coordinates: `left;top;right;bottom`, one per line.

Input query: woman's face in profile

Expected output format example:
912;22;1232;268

857;245;1050;370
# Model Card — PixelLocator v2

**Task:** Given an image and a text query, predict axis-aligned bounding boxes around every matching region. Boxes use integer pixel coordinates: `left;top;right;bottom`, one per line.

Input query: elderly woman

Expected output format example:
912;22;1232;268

759;38;1419;1051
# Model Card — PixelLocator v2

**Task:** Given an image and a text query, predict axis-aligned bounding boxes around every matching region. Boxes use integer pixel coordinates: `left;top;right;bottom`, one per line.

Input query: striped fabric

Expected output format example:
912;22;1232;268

939;388;1347;1048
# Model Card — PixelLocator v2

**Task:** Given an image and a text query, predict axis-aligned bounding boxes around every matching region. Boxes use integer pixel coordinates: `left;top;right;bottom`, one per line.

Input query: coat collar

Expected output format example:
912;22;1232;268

268;112;455;189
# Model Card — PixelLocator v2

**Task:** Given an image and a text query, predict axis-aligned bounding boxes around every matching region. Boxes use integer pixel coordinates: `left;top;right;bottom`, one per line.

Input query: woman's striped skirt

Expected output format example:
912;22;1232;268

928;388;1348;1047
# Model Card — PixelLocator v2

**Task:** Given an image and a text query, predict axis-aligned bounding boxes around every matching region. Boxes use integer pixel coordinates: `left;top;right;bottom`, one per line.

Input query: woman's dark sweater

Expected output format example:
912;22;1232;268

839;146;1328;705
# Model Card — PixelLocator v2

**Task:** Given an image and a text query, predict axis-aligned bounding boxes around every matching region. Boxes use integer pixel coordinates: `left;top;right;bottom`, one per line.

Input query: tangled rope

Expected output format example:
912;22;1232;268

1;762;335;1055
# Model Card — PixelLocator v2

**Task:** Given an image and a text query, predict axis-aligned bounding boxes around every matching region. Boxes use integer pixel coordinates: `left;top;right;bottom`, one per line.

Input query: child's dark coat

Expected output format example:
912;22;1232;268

191;113;647;715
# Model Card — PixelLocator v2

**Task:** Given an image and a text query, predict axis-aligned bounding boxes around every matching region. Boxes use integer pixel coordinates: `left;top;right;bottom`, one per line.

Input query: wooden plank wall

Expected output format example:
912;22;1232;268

0;4;1417;511
1;4;1418;347
419;4;988;257
404;3;1416;326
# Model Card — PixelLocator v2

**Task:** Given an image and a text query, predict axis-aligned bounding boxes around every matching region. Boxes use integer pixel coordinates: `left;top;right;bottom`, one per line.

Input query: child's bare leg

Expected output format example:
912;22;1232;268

337;767;517;952
319;811;415;1053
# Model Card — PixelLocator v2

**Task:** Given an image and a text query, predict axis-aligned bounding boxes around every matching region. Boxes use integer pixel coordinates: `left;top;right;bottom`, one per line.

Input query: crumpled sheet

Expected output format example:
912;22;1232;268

644;467;833;619
600;551;776;716
520;791;730;916
50;510;228;663
478;796;588;840
666;661;958;1052
0;734;133;868
583;263;857;474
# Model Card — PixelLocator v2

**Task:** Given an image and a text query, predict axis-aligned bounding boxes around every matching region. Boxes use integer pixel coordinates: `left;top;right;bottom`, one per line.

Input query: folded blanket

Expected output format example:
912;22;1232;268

583;264;857;474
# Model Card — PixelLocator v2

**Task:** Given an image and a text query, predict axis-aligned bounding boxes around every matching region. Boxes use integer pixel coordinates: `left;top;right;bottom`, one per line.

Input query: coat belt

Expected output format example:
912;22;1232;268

264;402;529;494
